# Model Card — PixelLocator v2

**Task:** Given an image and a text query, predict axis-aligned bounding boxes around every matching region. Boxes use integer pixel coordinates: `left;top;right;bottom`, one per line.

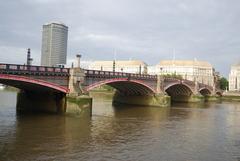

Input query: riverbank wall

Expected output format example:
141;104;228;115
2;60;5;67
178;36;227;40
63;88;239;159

222;92;240;102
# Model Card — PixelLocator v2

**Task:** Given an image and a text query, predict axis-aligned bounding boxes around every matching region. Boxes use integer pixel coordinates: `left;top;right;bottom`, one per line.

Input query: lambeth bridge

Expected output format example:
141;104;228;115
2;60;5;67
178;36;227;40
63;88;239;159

0;63;222;113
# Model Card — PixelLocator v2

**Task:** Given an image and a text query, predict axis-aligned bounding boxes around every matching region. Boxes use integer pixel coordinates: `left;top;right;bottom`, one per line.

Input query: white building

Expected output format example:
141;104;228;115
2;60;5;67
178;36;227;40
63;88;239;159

229;63;240;91
41;22;68;67
147;66;157;75
89;60;148;74
148;60;214;86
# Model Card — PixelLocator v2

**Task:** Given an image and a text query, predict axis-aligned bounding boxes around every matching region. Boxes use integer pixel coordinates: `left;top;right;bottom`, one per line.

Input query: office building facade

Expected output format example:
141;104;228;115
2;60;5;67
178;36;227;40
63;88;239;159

148;60;215;86
229;63;240;91
41;22;68;66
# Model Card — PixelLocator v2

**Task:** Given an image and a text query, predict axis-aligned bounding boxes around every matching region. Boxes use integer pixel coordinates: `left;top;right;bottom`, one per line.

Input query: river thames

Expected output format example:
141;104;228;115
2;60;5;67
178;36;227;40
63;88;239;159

0;90;240;161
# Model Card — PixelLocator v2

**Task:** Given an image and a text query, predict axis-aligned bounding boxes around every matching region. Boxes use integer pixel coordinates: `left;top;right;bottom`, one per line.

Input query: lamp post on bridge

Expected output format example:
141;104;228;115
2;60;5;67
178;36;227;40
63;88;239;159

113;60;116;73
27;48;33;66
76;54;81;68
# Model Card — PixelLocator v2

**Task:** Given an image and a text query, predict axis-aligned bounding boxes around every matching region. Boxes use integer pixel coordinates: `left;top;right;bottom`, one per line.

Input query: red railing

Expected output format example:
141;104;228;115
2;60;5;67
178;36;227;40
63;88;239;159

84;69;157;79
0;63;70;74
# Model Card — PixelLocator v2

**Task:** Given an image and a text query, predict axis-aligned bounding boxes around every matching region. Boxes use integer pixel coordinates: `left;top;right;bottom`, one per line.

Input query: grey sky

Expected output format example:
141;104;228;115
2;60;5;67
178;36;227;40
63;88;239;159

0;0;240;76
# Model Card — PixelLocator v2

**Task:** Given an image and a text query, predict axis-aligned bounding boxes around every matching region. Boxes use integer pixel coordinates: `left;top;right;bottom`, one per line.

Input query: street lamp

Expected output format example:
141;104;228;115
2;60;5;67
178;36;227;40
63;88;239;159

113;60;116;73
27;48;33;66
76;54;82;68
160;67;163;75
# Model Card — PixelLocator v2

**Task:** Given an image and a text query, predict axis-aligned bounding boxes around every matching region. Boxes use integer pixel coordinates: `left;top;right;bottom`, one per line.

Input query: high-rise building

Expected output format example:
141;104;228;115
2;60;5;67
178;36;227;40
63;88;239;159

41;22;68;66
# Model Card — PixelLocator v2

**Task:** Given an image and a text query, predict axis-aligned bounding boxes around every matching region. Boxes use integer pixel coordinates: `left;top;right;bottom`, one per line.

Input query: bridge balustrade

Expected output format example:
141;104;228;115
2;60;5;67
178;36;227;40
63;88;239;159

0;63;70;76
84;69;157;80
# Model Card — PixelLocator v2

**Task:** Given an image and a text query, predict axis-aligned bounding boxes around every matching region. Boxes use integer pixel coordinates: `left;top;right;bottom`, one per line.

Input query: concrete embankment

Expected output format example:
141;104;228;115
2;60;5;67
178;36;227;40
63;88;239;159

221;95;240;102
221;92;240;102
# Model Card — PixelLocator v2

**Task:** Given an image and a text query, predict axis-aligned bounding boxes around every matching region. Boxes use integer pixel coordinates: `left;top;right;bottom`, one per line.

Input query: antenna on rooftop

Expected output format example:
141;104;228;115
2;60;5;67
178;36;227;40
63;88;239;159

173;48;176;61
114;48;117;61
172;48;176;65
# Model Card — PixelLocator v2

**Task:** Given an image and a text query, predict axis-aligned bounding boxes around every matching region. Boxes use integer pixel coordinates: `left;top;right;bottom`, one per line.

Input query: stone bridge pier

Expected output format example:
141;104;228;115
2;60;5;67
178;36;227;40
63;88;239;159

16;90;66;113
67;68;93;117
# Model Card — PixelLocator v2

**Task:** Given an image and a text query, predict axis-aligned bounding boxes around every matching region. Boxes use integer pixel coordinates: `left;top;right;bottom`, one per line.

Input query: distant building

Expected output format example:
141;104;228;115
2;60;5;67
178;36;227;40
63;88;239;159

78;60;94;69
229;63;240;91
41;22;68;67
148;60;214;86
89;60;148;74
147;66;157;75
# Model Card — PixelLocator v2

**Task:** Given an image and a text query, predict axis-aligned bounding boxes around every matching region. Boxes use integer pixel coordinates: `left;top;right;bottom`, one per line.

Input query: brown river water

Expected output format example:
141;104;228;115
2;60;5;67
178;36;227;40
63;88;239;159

0;91;240;161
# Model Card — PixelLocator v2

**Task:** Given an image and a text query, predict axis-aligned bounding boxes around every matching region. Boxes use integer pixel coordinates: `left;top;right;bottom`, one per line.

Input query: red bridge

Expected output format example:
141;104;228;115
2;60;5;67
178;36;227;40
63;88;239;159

0;63;69;93
0;63;222;113
83;69;222;97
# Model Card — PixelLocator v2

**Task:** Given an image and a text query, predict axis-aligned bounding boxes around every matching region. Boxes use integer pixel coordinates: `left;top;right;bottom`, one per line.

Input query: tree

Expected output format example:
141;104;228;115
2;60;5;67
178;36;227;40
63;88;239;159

219;77;228;90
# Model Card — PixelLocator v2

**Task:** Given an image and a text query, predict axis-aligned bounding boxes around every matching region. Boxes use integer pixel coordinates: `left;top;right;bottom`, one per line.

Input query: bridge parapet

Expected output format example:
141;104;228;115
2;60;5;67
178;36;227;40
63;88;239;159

0;63;69;76
84;69;157;80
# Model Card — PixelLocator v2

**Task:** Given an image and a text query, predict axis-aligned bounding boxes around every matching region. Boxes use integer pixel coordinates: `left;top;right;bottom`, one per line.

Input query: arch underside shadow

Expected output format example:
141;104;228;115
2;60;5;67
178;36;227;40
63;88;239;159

86;79;155;96
216;91;222;96
199;88;211;96
0;74;68;93
165;84;193;102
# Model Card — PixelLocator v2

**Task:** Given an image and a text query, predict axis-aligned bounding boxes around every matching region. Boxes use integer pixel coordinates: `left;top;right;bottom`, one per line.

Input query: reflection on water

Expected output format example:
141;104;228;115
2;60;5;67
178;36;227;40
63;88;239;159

0;91;240;161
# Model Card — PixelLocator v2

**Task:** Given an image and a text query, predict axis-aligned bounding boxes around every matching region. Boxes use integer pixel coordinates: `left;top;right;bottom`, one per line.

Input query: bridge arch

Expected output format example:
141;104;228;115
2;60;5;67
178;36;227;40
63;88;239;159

0;74;69;93
164;83;194;102
85;78;156;96
216;91;223;96
199;87;212;96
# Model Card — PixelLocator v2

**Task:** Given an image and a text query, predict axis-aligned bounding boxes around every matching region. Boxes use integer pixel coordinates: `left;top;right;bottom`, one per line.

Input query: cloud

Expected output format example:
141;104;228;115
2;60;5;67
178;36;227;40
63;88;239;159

0;0;240;76
0;46;40;65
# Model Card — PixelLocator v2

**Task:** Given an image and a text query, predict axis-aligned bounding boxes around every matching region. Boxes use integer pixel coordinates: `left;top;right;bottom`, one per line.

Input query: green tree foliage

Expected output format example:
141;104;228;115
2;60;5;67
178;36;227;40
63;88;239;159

219;77;228;90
